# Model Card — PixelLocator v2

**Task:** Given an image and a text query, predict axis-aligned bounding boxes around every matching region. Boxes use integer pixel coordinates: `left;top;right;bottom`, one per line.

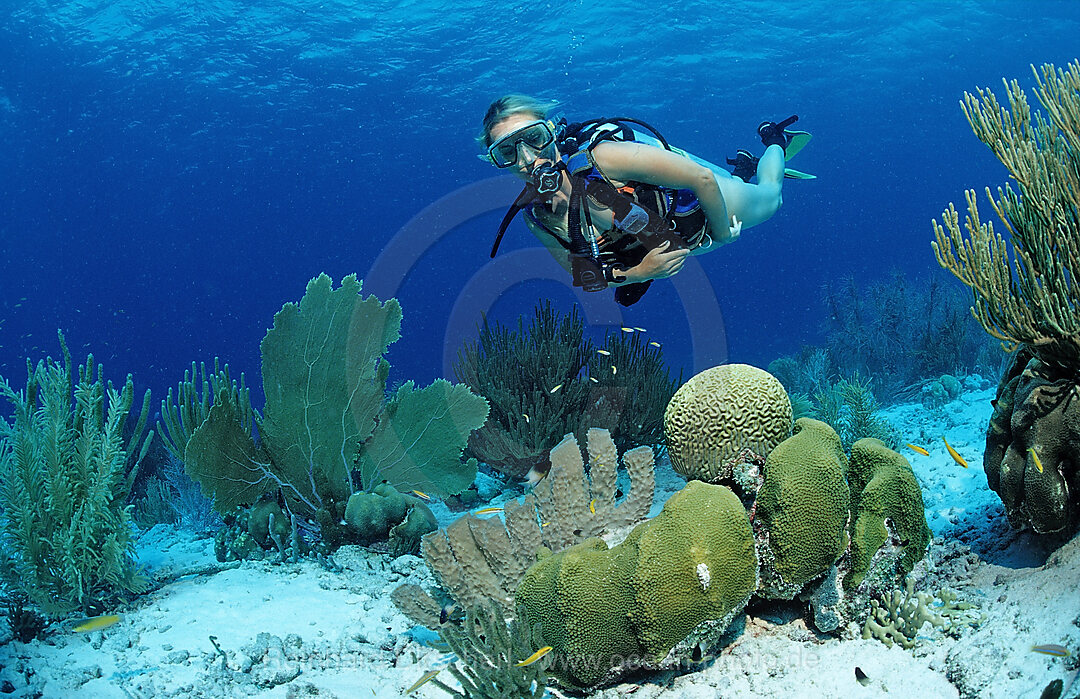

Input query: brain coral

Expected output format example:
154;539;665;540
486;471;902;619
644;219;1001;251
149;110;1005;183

515;481;756;688
664;364;792;483
755;418;850;599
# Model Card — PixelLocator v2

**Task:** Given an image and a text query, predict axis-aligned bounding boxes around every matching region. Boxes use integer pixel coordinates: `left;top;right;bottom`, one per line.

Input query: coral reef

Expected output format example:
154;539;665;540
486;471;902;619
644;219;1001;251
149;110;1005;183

932;61;1080;532
455;302;678;480
515;481;756;688
755;418;850;598
0;333;153;616
664;364;792;483
845;438;932;590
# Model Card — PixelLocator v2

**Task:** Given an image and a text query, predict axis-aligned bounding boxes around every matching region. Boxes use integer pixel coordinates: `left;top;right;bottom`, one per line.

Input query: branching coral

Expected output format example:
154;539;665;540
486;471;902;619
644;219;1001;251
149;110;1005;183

932;61;1080;370
455;302;678;479
862;577;984;649
0;333;153;616
428;599;551;699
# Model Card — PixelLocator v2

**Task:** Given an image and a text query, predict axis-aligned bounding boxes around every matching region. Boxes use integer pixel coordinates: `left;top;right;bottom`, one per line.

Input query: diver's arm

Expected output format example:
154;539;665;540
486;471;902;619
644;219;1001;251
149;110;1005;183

591;141;738;244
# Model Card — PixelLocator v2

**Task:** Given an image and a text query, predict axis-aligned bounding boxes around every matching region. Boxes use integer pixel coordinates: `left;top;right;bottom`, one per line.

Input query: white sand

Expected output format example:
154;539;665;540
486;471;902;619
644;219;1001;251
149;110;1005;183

1;378;1077;699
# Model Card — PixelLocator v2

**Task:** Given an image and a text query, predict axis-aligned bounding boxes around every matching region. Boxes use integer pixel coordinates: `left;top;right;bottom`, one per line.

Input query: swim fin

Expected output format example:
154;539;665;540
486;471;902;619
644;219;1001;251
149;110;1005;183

783;167;816;180
784;130;812;160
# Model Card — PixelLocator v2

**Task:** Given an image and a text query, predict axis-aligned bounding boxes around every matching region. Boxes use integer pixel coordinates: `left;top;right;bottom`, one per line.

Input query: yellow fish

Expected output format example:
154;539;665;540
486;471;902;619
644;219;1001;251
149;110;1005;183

589;498;596;514
515;646;554;667
621;327;634;333
633;327;646;332
549;383;563;393
410;490;431;502
907;443;929;456
611;365;618;375
596;349;611;356
73;614;120;632
942;437;968;468
522;413;530;423
649;341;661;348
474;507;503;515
1028;447;1044;474
589;377;599;383
405;669;441;693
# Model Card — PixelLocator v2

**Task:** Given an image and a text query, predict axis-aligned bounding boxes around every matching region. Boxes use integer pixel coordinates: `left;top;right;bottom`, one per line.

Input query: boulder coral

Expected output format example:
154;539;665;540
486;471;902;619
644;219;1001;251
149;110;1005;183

985;350;1078;533
846;438;931;590
515;481;756;688
664;364;792;483
754;418;851;598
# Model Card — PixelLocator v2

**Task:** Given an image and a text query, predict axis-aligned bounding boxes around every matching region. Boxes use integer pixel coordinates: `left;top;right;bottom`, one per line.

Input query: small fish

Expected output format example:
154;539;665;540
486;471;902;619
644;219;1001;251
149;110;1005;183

633;327;646;332
439;603;456;624
589;498;596;514
410;489;431;502
1029;447;1044;474
649;341;661;348
474;507;503;515
596;349;611;356
549;383;563;393
907;443;930;456
611;365;618;375
525;464;550;486
942;437;968;468
855;666;870;686
522;413;530;423
621;327;634;333
589;376;599;383
405;669;441;693
73;614;120;632
1032;643;1070;657
541;521;551;527
516;646;554;667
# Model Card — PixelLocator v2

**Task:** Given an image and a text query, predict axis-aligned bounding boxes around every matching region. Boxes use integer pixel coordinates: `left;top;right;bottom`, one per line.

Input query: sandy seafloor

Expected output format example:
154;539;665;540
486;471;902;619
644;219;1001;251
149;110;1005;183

2;374;1079;699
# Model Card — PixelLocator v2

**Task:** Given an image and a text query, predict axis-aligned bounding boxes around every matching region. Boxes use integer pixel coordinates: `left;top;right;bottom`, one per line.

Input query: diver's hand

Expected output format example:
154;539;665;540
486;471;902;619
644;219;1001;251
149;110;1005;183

627;240;690;281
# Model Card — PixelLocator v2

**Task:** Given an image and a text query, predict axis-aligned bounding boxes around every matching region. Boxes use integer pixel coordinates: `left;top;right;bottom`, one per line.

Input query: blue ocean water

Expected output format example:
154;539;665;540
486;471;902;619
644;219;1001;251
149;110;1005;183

1;0;1079;403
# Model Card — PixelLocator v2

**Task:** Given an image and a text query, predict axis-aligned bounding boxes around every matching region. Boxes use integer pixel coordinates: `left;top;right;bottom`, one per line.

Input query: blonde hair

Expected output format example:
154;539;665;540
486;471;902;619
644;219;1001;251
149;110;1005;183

478;94;560;147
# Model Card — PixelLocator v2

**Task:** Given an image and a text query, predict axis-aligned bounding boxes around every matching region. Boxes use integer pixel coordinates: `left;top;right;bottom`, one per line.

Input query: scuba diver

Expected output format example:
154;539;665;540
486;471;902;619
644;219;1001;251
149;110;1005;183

480;94;812;306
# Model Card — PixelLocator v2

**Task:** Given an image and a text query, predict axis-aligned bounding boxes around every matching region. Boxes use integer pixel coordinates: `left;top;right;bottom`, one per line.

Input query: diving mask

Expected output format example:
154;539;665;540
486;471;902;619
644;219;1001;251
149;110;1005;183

486;120;556;168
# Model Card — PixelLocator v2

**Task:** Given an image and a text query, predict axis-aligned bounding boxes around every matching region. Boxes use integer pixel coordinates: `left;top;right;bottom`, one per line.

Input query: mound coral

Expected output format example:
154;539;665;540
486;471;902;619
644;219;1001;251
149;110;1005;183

846;438;931;590
664;364;792;483
754;418;850;598
515;481;756;688
985;349;1078;533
